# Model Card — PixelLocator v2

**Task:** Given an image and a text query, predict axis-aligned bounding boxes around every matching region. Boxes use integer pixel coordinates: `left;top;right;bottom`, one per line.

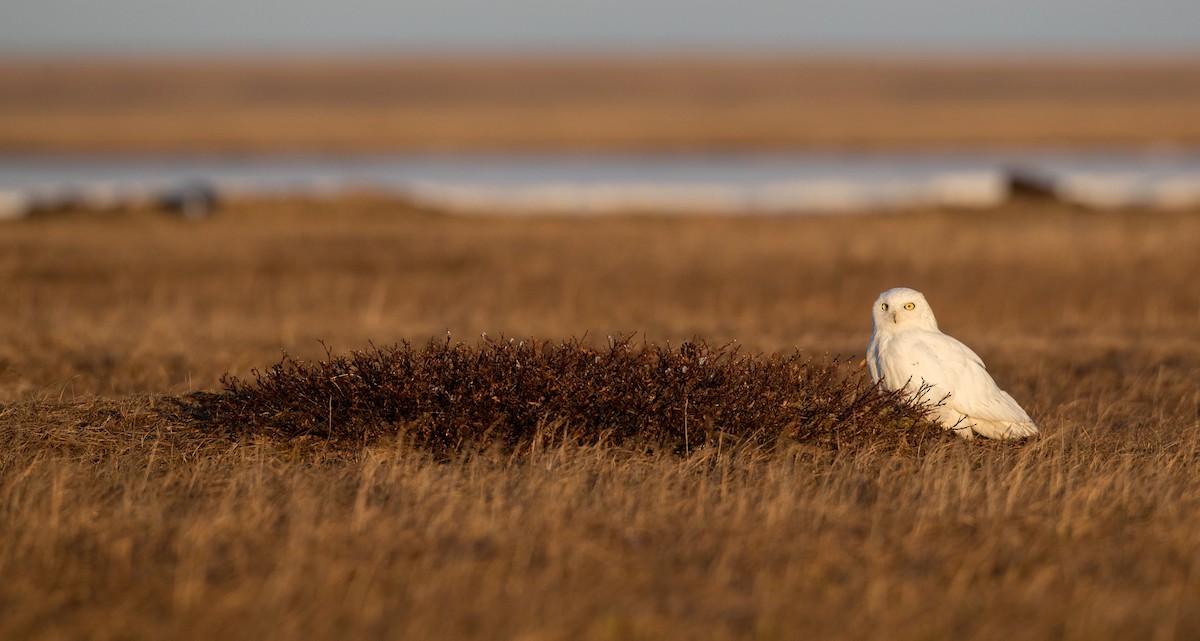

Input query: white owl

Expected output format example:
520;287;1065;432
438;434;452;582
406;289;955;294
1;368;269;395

867;287;1039;440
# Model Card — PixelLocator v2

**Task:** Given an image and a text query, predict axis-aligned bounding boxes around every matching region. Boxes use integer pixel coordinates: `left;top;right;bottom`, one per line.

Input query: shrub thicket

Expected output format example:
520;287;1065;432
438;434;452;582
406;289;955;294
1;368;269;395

197;336;939;455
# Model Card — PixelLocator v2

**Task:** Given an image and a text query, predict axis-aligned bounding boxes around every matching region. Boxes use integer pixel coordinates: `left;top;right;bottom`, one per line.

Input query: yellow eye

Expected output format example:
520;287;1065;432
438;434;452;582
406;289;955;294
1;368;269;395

880;303;889;311
904;302;916;310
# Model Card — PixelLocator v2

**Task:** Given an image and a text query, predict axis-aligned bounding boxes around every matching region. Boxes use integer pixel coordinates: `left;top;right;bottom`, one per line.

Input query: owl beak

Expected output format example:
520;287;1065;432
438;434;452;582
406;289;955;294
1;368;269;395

890;311;898;324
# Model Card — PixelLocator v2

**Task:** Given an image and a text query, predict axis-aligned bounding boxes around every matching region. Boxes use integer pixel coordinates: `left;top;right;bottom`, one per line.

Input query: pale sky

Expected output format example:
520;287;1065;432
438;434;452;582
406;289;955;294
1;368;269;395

1;0;1198;54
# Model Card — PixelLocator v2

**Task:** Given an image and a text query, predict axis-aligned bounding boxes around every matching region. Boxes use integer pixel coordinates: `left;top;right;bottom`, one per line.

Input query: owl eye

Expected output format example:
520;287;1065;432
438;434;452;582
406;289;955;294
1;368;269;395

880;303;889;311
904;302;916;310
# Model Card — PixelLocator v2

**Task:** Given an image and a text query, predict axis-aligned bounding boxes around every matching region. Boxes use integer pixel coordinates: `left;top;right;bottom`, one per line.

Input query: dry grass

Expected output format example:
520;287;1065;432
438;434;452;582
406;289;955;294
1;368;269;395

2;198;1200;640
2;56;1200;151
6;402;1200;641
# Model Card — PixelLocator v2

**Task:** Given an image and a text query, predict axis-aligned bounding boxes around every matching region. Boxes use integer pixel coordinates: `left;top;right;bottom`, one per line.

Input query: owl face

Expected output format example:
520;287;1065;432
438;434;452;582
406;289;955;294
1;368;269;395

872;287;938;332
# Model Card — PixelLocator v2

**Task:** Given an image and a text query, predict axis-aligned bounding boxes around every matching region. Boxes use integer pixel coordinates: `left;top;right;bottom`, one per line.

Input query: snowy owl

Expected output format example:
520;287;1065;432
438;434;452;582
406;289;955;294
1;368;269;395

867;287;1038;440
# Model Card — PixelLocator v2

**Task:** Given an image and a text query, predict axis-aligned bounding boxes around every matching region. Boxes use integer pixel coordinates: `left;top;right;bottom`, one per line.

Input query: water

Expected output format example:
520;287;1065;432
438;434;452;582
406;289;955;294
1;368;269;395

2;149;1199;218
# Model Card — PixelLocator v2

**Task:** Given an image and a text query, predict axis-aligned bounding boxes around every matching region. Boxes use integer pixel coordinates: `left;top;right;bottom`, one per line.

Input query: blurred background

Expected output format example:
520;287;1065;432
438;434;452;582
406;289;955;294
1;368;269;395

3;0;1199;53
1;0;1199;216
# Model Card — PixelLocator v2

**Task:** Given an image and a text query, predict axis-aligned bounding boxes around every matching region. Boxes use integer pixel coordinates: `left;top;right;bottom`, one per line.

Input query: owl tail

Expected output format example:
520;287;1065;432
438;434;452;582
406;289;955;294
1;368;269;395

967;418;1040;440
934;409;1038;440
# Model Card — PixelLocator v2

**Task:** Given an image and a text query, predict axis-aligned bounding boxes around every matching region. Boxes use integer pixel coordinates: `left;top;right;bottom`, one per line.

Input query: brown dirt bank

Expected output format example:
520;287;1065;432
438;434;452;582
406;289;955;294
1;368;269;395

1;56;1199;153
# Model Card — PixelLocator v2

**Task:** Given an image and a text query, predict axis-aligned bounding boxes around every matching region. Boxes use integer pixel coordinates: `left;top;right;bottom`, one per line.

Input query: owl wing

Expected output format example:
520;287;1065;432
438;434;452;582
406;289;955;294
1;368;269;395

866;332;882;383
898;332;1035;428
876;330;981;394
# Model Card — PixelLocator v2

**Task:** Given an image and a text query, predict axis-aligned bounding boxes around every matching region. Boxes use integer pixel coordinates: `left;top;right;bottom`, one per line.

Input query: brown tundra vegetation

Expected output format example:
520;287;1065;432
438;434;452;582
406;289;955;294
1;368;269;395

2;196;1199;640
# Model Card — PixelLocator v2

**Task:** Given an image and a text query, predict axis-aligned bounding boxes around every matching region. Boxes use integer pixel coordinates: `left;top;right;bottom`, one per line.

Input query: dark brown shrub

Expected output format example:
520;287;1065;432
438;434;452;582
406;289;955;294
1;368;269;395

195;336;939;456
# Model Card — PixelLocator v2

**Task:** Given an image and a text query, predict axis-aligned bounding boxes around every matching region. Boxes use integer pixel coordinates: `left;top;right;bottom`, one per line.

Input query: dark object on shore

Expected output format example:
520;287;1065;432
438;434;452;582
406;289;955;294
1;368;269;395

1005;165;1061;201
160;181;219;219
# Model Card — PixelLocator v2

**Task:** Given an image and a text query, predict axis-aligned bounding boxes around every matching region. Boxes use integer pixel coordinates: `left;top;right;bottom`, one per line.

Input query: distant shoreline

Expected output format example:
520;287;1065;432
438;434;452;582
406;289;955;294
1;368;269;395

4;149;1200;221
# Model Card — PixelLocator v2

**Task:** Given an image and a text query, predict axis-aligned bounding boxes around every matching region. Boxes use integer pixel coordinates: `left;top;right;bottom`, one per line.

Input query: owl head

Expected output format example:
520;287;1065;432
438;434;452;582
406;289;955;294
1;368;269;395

872;287;939;332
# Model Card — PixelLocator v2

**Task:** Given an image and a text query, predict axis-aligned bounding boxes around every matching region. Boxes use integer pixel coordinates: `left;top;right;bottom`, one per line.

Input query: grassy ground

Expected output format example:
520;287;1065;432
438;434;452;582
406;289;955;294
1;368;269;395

2;199;1200;640
3;56;1200;152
